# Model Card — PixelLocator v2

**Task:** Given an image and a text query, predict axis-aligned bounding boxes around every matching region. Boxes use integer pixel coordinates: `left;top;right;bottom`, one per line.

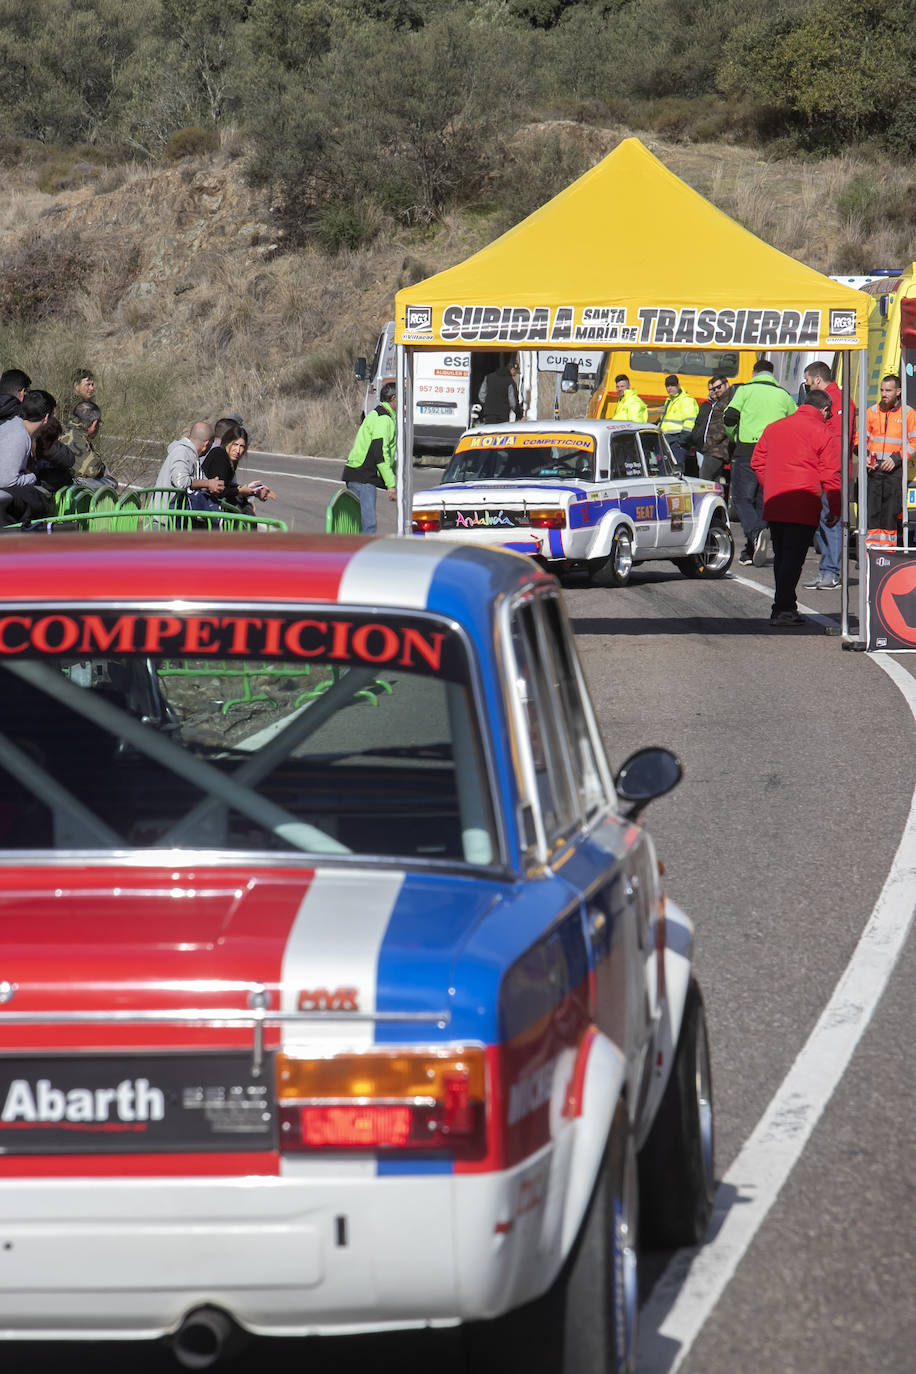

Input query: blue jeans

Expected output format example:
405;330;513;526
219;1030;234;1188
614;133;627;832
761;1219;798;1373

816;491;841;576
731;459;764;548
346;481;378;534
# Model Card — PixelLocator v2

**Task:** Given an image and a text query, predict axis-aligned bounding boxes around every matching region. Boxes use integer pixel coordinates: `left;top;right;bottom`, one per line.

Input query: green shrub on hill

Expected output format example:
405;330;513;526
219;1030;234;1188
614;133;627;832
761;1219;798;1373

165;127;220;161
0;229;92;322
718;0;916;152
243;12;536;243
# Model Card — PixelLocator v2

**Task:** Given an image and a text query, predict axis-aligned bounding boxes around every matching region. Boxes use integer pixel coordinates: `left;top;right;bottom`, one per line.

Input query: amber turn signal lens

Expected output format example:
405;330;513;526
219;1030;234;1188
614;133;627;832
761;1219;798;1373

528;509;565;529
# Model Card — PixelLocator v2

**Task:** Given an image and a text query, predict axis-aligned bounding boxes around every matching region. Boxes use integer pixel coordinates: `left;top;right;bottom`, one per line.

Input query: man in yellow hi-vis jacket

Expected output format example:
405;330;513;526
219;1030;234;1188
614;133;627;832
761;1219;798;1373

611;374;648;423
658;374;699;473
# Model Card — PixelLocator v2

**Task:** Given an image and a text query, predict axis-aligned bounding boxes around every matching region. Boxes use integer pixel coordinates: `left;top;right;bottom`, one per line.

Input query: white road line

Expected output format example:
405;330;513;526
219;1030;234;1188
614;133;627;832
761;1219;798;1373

244;465;341;485
640;577;916;1372
123;466;344;493
727;570;837;627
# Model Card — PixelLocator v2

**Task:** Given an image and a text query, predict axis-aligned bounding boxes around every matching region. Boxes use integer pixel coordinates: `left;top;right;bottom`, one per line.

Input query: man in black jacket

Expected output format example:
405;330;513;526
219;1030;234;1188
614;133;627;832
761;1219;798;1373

478;361;523;424
688;375;733;492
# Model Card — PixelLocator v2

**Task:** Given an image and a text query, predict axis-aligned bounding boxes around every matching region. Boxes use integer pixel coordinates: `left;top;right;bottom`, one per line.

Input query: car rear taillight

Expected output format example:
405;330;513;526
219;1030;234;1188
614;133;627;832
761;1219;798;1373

276;1049;486;1156
528;509;566;529
412;510;441;532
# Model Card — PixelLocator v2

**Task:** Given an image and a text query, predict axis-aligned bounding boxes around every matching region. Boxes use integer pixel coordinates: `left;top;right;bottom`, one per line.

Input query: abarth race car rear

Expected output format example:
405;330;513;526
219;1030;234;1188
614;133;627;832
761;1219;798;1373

0;534;714;1372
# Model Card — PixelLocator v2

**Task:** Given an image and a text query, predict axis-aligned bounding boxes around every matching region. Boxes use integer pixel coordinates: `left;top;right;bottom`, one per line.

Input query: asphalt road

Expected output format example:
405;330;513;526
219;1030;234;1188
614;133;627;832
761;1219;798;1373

11;451;915;1372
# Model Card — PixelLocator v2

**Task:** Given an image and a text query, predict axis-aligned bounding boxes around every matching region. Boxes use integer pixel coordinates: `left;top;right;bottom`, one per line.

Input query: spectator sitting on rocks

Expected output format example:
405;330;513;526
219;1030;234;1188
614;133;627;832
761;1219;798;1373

61;401;115;490
0;388;56;523
0;368;31;424
152;421;221;521
204;423;275;513
33;416;76;495
70;367;96;417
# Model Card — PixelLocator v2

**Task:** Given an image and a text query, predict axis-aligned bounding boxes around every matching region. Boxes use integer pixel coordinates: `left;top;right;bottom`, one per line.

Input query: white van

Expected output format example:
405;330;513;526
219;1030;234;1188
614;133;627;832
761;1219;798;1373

355;322;529;455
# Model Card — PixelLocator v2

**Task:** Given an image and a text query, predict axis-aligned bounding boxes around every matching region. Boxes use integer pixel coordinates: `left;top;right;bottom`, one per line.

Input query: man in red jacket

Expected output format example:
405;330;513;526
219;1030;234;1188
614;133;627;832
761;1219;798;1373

751;390;841;626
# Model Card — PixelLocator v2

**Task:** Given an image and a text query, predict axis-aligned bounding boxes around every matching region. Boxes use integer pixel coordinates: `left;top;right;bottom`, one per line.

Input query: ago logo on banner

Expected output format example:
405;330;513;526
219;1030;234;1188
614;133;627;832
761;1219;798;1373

868;548;916;650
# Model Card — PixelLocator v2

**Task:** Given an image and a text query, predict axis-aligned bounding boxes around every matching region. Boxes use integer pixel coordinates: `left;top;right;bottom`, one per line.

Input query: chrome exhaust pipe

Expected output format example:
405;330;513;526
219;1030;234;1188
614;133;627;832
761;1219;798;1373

171;1305;244;1370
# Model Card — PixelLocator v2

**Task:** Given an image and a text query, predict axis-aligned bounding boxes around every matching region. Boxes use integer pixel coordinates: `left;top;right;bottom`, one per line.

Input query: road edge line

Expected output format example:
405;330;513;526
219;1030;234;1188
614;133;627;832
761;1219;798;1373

639;580;916;1372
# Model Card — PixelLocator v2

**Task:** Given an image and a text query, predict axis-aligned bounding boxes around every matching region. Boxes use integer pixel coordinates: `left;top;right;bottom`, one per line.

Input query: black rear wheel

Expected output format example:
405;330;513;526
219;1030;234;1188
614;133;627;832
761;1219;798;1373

466;1099;638;1373
591;528;634;588
639;978;715;1248
675;519;734;580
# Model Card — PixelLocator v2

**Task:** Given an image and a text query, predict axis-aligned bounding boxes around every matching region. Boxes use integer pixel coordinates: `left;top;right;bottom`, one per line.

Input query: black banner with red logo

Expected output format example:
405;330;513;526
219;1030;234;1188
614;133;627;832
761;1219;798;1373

867;548;916;650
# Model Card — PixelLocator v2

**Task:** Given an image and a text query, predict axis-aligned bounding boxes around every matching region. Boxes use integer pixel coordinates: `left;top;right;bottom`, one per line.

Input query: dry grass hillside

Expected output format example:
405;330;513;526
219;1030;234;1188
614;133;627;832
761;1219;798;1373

1;126;913;464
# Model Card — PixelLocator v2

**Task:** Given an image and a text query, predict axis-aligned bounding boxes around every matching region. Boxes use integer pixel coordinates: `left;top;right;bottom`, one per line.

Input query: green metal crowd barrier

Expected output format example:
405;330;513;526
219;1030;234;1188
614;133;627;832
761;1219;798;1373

325;488;363;533
3;487;288;535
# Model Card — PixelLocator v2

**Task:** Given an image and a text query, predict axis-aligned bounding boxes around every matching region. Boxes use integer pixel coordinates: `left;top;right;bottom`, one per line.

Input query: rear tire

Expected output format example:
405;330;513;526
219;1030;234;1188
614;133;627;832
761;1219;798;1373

674;519;734;580
590;527;634;588
466;1100;638;1373
639;978;715;1248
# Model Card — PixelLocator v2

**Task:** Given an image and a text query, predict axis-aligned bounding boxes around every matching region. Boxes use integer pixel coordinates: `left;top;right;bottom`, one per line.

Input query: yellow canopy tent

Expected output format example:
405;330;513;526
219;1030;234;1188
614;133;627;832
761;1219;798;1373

392;137;872;642
394;137;869;355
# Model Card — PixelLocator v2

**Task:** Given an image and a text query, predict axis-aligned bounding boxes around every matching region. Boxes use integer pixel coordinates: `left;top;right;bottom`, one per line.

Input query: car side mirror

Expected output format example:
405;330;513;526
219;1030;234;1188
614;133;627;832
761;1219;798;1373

561;361;579;394
354;357;367;382
614;746;682;817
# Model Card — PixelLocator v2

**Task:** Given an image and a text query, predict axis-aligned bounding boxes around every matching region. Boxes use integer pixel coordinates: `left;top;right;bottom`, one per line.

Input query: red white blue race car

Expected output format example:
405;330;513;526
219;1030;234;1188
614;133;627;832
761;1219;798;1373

411;418;733;586
0;533;713;1371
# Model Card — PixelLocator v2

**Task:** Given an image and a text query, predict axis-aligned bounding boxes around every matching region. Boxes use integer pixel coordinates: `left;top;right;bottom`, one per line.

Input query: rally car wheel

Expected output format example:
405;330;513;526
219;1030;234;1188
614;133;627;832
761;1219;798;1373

591;528;633;588
466;1100;638;1374
558;1100;639;1373
638;978;715;1248
675;519;734;580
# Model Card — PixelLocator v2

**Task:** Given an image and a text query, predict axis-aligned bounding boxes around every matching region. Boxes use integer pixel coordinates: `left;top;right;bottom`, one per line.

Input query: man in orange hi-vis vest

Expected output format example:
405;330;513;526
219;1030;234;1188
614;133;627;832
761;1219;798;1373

863;373;916;547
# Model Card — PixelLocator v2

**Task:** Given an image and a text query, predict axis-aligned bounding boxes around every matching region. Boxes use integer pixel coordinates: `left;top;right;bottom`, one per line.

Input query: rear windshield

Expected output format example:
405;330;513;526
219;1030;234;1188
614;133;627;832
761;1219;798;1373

443;442;595;484
628;348;740;378
0;608;497;866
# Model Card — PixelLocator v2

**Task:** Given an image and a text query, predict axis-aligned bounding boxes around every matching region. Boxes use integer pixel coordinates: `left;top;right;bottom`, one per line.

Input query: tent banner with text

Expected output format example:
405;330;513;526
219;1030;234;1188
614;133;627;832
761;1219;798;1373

400;302;862;351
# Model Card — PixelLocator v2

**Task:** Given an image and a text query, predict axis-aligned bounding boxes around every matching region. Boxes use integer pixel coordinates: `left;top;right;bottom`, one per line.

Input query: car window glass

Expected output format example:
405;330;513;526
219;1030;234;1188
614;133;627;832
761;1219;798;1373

368;331;385;382
444;443;593;484
537;597;606;816
510;605;578;846
629;349;739;377
610;433;643;480
0;609;498;867
640;430;674;477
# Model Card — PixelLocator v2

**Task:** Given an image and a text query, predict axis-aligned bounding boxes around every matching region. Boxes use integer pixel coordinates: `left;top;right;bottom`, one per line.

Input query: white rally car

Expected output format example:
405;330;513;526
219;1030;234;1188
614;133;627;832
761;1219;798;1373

412;418;734;586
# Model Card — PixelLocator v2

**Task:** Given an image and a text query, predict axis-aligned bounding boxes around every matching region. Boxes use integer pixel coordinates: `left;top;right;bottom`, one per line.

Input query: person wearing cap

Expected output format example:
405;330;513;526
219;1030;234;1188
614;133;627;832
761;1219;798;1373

658;374;699;473
610;374;648;423
60;400;115;490
478;359;523;424
341;381;397;534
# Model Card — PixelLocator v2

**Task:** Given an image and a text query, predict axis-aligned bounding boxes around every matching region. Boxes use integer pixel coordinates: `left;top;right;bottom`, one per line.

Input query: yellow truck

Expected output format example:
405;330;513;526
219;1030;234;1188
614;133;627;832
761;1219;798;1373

586;346;757;420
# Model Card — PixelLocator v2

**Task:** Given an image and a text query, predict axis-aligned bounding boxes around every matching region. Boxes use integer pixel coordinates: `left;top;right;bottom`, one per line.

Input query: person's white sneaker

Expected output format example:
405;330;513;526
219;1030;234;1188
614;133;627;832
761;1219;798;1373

752;528;769;566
